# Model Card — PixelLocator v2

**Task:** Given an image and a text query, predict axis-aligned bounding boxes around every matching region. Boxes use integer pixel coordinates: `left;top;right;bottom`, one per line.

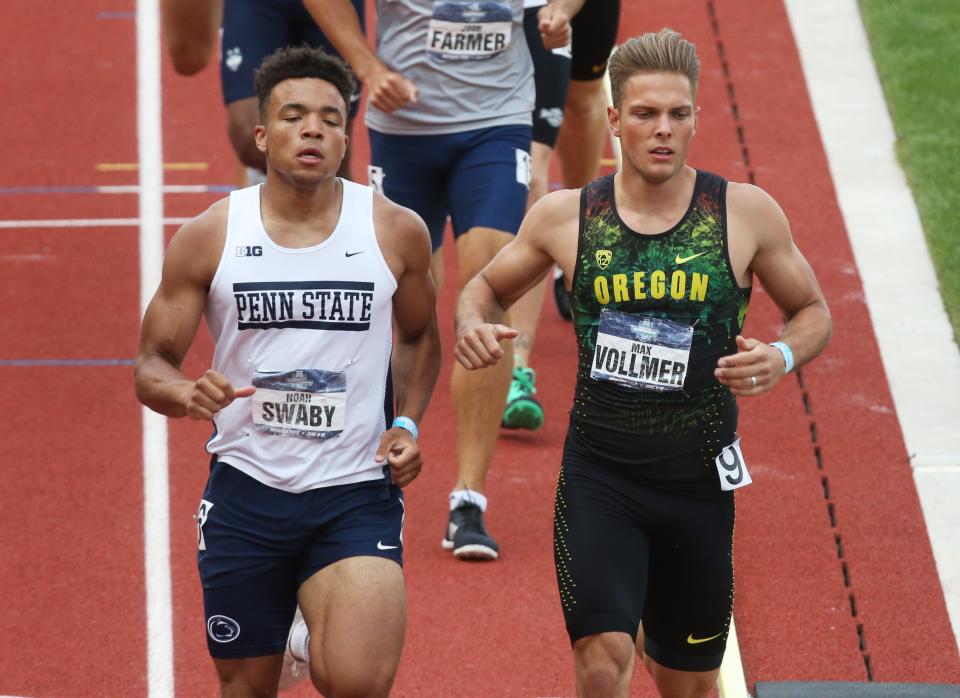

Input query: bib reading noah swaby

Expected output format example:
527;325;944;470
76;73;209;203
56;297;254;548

251;368;346;440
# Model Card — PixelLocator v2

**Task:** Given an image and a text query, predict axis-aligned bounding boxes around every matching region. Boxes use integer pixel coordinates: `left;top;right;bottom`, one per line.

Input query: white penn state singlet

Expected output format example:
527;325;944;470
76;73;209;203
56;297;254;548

204;180;397;493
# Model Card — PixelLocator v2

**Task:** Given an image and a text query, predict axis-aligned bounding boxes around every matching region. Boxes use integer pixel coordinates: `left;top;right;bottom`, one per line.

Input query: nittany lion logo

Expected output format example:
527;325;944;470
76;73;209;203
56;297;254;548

207;615;241;643
595;249;612;269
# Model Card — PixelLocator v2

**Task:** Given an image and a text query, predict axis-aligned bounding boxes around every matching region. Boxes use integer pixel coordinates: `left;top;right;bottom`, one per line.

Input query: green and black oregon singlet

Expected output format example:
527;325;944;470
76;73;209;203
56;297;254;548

569;170;751;491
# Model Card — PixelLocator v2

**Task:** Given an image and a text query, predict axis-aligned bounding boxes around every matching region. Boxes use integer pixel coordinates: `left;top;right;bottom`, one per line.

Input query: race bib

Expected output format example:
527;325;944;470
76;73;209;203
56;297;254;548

251;368;345;440
368;165;385;194
590;309;693;391
515;148;531;186
426;2;513;61
714;438;752;491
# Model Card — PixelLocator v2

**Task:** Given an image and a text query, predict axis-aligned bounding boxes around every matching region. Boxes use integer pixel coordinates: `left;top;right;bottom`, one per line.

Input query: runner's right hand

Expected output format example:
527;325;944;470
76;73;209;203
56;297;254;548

185;369;255;420
454;323;519;369
367;66;418;113
537;4;571;50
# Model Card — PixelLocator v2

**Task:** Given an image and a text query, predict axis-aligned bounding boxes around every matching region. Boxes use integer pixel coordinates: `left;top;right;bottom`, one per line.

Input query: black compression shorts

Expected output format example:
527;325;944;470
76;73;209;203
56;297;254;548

554;430;734;672
570;0;621;81
524;7;572;147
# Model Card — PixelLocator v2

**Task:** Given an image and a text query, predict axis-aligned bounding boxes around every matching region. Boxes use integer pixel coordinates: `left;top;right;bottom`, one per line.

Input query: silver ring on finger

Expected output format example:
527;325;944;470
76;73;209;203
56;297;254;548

751;375;757;387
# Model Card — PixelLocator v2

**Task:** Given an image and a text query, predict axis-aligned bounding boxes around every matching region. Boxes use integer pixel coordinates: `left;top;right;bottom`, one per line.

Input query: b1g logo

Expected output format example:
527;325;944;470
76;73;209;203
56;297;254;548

235;245;263;257
207;615;241;643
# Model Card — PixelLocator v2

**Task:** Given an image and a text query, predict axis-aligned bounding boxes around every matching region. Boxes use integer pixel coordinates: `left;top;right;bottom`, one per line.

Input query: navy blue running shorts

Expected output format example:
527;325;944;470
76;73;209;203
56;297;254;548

197;458;404;658
220;0;364;116
368;125;532;251
555;431;734;672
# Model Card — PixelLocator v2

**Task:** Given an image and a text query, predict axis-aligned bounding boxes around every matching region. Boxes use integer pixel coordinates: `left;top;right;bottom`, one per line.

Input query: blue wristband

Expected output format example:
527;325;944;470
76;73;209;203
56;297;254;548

392;416;419;441
770;341;795;373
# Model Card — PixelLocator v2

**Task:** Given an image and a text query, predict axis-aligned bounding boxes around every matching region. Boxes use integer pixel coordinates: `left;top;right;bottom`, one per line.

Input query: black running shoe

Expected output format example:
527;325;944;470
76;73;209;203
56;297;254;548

553;271;572;321
441;503;499;560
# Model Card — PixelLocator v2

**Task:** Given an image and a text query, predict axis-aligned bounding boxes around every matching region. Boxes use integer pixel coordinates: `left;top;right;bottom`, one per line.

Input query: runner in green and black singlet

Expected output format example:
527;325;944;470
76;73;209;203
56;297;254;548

569;170;750;492
453;29;831;693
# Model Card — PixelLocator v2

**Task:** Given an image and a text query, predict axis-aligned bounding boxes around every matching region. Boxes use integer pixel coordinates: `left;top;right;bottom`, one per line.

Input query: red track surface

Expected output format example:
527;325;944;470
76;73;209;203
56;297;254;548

1;1;957;696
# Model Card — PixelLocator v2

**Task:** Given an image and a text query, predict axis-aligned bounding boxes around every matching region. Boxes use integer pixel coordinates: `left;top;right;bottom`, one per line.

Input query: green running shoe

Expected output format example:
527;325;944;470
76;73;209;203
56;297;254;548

502;365;544;430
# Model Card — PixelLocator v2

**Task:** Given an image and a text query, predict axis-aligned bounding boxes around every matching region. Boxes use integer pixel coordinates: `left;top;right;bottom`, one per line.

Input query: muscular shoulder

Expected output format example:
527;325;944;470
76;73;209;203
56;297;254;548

372;191;431;276
522;187;580;243
506;187;580;275
522;187;579;250
726;182;788;230
529;187;581;226
163;197;230;287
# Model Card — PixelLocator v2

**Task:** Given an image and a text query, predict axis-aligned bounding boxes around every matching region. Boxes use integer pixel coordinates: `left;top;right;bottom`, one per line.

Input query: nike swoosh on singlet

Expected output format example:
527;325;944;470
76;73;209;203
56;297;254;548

345;250;365;258
686;632;723;645
377;541;399;550
675;251;709;265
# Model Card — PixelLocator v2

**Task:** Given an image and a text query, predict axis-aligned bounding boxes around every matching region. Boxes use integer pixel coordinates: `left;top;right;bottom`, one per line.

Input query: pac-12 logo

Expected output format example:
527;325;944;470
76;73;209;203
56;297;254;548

595;249;612;269
236;245;263;257
207;615;241;643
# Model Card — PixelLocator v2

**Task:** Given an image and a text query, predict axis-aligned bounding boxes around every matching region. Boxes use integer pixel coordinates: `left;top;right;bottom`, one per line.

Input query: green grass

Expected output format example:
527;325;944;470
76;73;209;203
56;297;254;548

859;0;960;342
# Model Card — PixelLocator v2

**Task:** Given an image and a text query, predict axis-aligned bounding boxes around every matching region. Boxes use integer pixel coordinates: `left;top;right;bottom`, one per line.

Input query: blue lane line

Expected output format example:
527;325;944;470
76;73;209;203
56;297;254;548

98;11;136;19
0;185;235;194
0;359;134;366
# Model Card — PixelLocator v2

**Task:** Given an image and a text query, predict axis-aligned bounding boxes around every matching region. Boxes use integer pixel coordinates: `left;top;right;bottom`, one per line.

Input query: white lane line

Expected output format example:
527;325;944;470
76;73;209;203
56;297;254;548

106;184;229;193
718;619;750;698
0;218;190;229
137;0;175;695
785;0;960;652
0;184;233;194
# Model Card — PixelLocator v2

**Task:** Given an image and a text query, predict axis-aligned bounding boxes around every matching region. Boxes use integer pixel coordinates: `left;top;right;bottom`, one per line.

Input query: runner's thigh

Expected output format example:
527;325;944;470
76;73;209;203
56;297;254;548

447;125;532;238
555;435;651;644
641;488;735;672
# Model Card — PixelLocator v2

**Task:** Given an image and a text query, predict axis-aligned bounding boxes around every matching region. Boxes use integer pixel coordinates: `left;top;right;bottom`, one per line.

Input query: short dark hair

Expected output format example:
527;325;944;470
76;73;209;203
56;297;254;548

254;45;356;121
609;29;700;107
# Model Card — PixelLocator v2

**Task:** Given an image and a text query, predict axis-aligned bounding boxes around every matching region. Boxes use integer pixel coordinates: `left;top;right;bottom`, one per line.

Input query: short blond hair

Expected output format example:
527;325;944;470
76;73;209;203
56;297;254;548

608;29;700;108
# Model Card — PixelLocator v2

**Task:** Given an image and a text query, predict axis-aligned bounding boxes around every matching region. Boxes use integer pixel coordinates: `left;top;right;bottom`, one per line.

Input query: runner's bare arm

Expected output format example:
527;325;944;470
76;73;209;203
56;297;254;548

455;189;579;369
716;183;831;395
372;197;440;486
301;0;418;111
134;203;253;419
382;201;441;428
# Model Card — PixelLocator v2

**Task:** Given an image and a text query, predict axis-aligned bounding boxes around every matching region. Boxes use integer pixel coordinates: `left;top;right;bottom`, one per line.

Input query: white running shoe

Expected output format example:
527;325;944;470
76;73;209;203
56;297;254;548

278;607;310;691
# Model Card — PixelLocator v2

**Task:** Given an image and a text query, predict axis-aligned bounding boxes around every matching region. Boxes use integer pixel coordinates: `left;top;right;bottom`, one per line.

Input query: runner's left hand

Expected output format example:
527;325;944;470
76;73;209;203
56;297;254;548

714;335;788;396
376;428;422;487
